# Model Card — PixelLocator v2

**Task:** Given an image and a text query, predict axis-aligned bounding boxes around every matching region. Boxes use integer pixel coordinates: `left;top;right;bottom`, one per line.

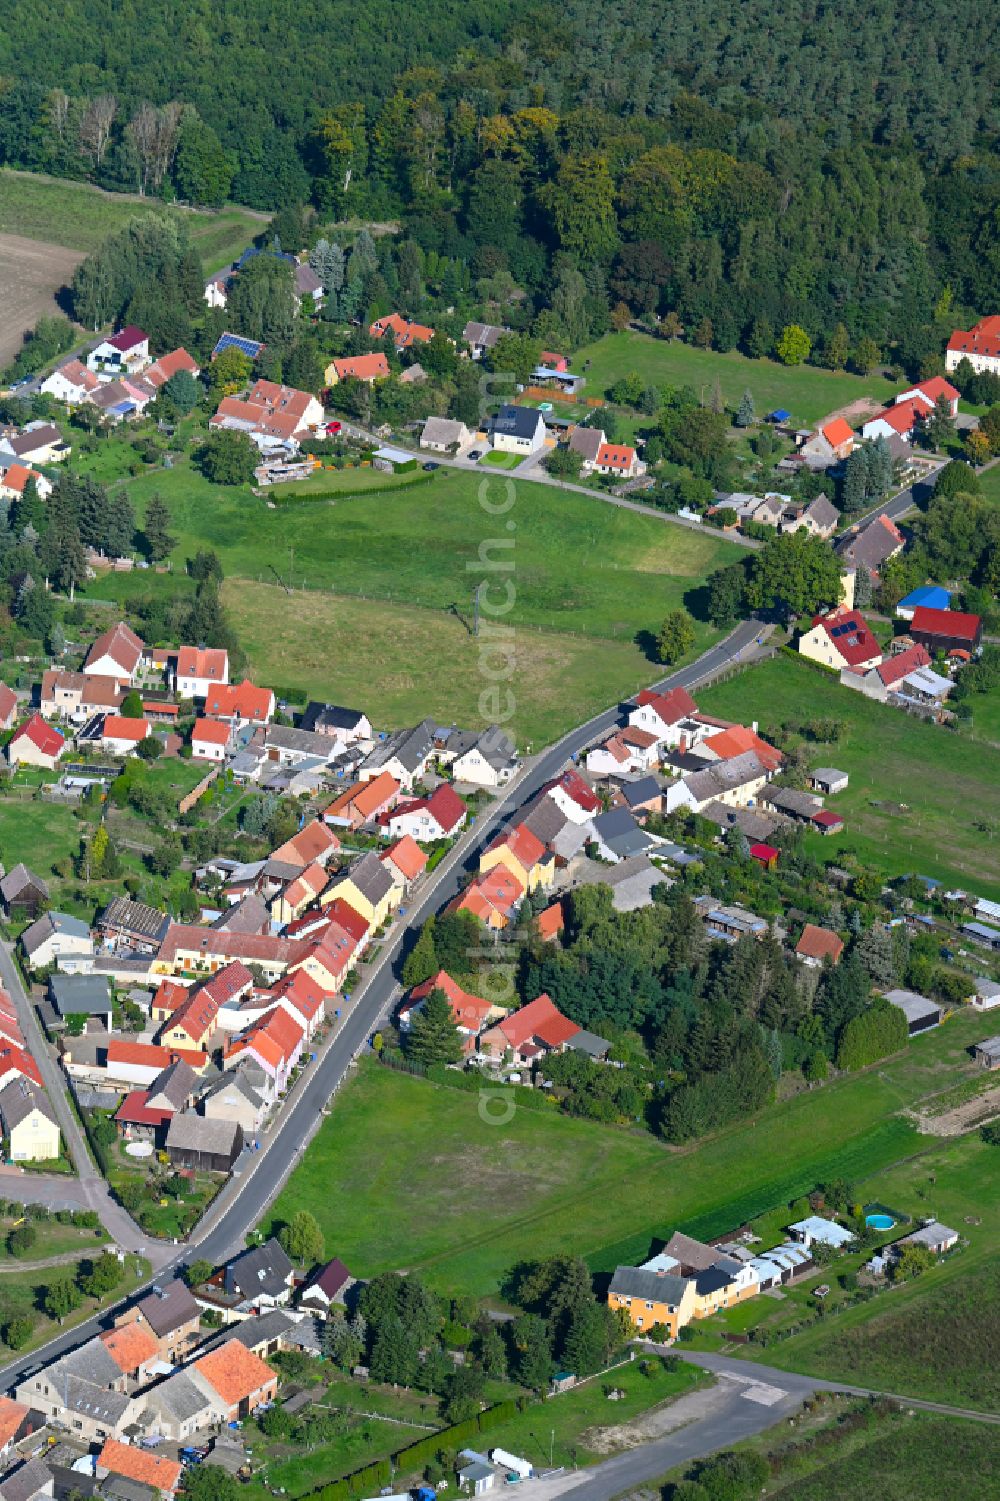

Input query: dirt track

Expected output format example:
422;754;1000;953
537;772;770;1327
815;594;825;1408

0;231;83;367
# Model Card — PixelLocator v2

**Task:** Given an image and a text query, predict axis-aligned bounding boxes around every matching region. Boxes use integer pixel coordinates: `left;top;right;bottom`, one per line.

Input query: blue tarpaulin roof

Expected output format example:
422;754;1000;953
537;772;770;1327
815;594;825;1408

768;408;791;421
898;585;951;611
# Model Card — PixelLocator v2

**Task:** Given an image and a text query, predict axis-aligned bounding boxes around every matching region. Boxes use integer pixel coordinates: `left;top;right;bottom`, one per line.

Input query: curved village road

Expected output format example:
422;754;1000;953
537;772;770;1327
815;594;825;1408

0;618;765;1397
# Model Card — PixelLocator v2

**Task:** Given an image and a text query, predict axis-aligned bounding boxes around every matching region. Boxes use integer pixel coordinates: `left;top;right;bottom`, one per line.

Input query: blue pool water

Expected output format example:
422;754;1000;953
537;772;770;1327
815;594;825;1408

866;1213;894;1230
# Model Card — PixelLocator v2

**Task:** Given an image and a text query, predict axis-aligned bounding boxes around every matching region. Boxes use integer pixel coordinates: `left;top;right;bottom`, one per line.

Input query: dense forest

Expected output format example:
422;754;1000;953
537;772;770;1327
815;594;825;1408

2;0;999;359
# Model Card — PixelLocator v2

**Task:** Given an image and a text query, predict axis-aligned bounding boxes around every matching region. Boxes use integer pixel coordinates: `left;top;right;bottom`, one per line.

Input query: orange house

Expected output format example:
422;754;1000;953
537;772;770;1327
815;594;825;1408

607;1266;696;1338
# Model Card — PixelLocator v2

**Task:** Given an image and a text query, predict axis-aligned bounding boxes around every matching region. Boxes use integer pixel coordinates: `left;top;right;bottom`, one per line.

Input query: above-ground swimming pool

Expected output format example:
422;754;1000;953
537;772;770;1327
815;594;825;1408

866;1212;894;1230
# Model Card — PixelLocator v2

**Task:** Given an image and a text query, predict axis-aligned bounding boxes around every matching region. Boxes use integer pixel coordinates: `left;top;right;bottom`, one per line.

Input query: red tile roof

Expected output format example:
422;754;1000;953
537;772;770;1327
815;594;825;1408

321;899;369;946
811;809;844;829
334;354;389;381
876;643;931;687
106;1040;208;1071
910;606;981;643
796;924;844;962
821;417;854;448
114;1089;175;1128
948;316;1000;361
700;724;783;772
487;822;547;871
537;901;564;941
195;1339;277;1408
204;679;274;721
810;606;882;668
325;772;400;823
910;376;958;405
0;1044;42;1087
100;1319;159;1374
102;715;149;742
634;686;698;727
370;313;434;347
85;621;144;676
10;713;64;759
145;348;199;387
99;1440;181;1494
380;836;427;880
384;783;466;835
409;970;492;1030
501;993;579;1050
547;767;601;813
192;717;231;746
595;442;637;470
272;820;340;869
177;646;228;682
0;1398;28;1449
877;398;926;436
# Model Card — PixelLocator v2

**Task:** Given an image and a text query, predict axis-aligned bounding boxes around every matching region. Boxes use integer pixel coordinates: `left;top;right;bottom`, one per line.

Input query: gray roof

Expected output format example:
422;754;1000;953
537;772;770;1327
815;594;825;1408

899;1220;957;1249
593;808;649;859
492;405;543;440
662;1231;725;1272
147;1060;198;1112
622;775;662;808
148;1369;215;1422
56;1335;122;1389
463;321;507;349
883;988;941;1024
455;724;516;771
364;718;435;776
698;801;778;841
521;792;571;848
0;1078;57;1132
99;896;169;943
811;767;847;784
49;973;111;1016
569;425;604;463
300;702;367;735
564;1029;610;1058
609;1265;690;1305
0;864;48;903
838;517;903;571
0;1459;55;1501
202;1308;297;1353
264;724;338;759
21;910;90;957
761;785;823;818
337;850;394;907
803;496;840;529
421;416;468;446
684;751;767;806
226;1237;293;1299
211;892;270;934
166;1112;240;1155
135;1278;200;1337
201;1067;263;1112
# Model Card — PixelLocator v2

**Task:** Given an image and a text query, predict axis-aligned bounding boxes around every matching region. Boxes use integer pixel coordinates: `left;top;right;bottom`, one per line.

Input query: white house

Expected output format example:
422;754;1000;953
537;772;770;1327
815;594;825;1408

175;646;229;701
627;686;702;749
594;442;645;480
491;406;546;455
894;376;959;417
83;621;145;685
41;359;101;404
192;719;231;762
420;416;471;452
586;728;659;778
946;317;1000;376
21;911;94;970
86;326;150;379
101;715;151;756
448;726;518;787
380;784;466;842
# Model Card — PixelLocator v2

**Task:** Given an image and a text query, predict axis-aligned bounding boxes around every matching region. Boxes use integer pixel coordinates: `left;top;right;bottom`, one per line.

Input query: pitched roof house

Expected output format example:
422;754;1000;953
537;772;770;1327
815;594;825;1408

798;605;882;672
478;993;579;1063
83;621;144;683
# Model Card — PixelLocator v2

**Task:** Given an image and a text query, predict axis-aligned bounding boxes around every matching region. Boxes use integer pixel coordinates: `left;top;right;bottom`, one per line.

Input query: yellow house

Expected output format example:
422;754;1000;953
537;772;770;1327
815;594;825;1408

798;605;882;673
691;1264;759;1318
480;823;555;894
323;353;390;386
319;853;398;931
0;1081;61;1163
271;862;328;927
607;1267;696;1339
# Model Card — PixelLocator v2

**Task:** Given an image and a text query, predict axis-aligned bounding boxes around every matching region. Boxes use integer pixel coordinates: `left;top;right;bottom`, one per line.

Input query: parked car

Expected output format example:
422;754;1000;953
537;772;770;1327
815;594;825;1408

469;449;484;460
324;420;342;435
422;461;440;471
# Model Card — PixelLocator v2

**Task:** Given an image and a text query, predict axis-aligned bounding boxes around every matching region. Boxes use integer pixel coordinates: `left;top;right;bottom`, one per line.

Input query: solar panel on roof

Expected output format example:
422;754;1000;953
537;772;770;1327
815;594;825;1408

213;333;265;359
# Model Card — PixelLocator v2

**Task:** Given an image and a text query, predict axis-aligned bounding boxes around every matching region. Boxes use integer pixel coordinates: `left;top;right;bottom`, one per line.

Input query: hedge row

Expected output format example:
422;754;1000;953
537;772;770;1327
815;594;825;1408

304;1398;526;1501
271;473;433;506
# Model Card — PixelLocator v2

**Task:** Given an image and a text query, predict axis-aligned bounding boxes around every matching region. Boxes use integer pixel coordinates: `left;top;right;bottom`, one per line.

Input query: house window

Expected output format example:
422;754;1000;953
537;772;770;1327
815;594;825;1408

645;1301;654;1309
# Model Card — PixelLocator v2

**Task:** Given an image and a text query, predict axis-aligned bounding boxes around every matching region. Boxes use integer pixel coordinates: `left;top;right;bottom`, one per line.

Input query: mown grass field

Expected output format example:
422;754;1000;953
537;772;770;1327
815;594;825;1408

0;169;264;269
85;461;742;744
261;1011;993;1298
752;1132;1000;1410
570;332;898;426
697;653;1000;896
222;581;667;747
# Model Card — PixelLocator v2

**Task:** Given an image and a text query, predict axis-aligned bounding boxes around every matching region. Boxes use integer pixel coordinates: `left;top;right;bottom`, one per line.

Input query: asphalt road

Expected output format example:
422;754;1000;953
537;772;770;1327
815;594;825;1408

0;617;765;1394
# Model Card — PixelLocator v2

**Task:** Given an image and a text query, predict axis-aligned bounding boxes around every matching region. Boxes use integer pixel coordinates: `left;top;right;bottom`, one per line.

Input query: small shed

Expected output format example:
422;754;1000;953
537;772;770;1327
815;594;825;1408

749;842;779;870
165;1113;243;1172
883;988;942;1034
897;1221;958;1255
810;768;849;795
962;922;1000;951
973;1035;1000;1070
971;978;1000;1011
372;445;417;474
